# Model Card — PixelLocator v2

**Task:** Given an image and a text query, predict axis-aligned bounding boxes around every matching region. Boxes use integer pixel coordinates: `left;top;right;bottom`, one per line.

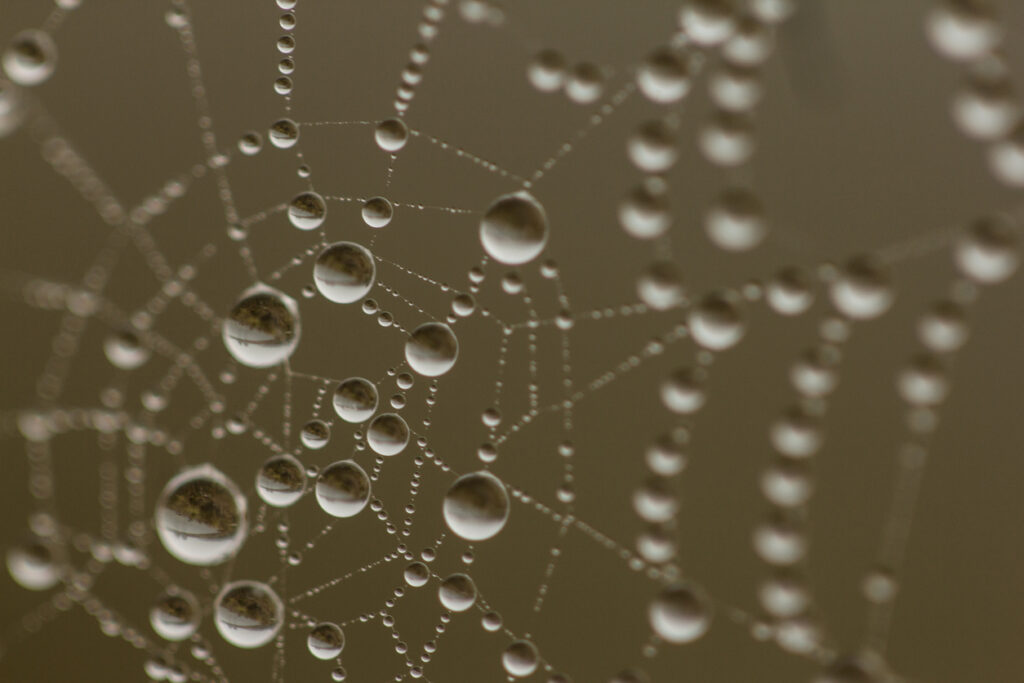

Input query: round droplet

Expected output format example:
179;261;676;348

679;0;738;46
627;120;678;173
300;419;330;449
150;589;200;641
709;63;763;112
308;622;345;660
637;261;684;311
791;345;841;398
699;110;754;167
405;322;459;377
706;187;767;251
770;407;822;458
104;329;151;370
6;541;59;590
723;16;776;65
918;300;969;352
830;258;893;320
637;47;693;104
3;30;57;86
528;49;567;92
862;568;898;604
314;241;375;303
223;285;300;368
955;216;1019;284
565;62;604;104
155;465;247;566
897;354;949;406
502;640;539;678
926;0;1001;62
766;267;814;316
689;292;744;350
238;131;263;155
753;516;807;565
375;118;409;152
443;471;510;541
268;118;299;148
367;413;410;456
660;368;707;414
480;192;549;265
288;191;327;230
482;611;503;632
619;181;671;240
633;477;678;523
438;573;477;612
952;63;1019;140
316;460;371;518
362;196;394;228
452;293;476;317
648;583;712;643
256;454;306;507
214;580;283;649
760;459;814;508
333;378;378;423
404;561;430;587
759;571;810;618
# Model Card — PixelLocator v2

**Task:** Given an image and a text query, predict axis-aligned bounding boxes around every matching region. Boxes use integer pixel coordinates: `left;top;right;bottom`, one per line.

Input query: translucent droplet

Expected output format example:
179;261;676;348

222;285;300;368
645;433;688;476
791;345;841;398
367;413;410;456
706;187;766;251
565;62;604;104
375;118;409;152
155;465;247;566
213;580;283;649
288;191;327;230
619;181;671;240
648;583;712;643
502;640;539;678
955;216;1019;284
753;515;807;566
678;0;737;46
918;300;969;352
660;367;707;414
104;329;151;370
760;459;814;508
362;196;394;228
636;524;677;564
627;120;678;174
150;589;200;641
452;293;476;317
6;540;59;590
689;292;744;350
709;62;763;112
897;354;949;406
442;470;510;541
300;419;331;449
307;622;345;660
925;0;1001;62
637;47;693;104
480;192;549;265
633;477;678;523
256;454;306;507
3;30;57;86
698;110;754;167
952;62;1019;140
482;611;503;632
770;407;822;458
766;267;814;316
316;460;371;518
758;571;809;618
438;573;477;612
404;561;430;587
527;49;567;92
238;131;263;155
314;241;375;303
723;16;776;65
637;261;684;311
405;322;459;377
829;257;893;320
268;118;299;149
862;568;898;604
333;378;378;423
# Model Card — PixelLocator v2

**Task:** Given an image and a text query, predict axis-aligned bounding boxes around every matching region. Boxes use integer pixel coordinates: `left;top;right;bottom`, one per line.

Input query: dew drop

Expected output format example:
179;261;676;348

438;573;477;612
314;241;375;303
256;454;306;507
362;196;394;228
288;191;327;230
307;622;345;660
3;30;57;86
405;322;459;377
502;640;540;678
648;583;712;644
375;118;409;152
333;378;378;423
442;470;510;541
150;589;200;641
480;192;549;265
367;413;410;456
222;285;300;368
6;540;59;590
213;580;283;649
316;460;371;518
155;465;247;566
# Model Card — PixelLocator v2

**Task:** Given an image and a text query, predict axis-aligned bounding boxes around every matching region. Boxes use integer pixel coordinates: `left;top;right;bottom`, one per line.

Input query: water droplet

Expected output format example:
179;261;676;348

155;465;247;566
308;622;345;660
502;640;539;678
300;419;331;449
660;367;707;414
648;583;712;643
955;216;1019;284
367;413;410;456
268;118;299;148
689;292;744;350
897;354;949;406
443;470;510;541
627;120;678;174
698;110;755;167
316;460;371;518
633;477;678;523
256;454;306;507
527;49;567;92
238;131;263;155
362;196;394;228
766;267;814;316
6;540;59;590
620;181;671;240
375;118;409;152
637;47;693;104
405;322;459;377
760;459;814;508
104;329;151;370
3;30;57;86
288;191;327;230
480;192;549;265
314;241;375;303
679;0;737;46
918;300;969;352
829;257;893;320
213;580;283;649
438;573;477;611
404;561;430;587
758;570;809;618
637;261;684;311
333;378;378;423
952;61;1019;140
150;589;200;641
706;187;766;252
565;62;604;104
223;285;300;368
926;0;1001;62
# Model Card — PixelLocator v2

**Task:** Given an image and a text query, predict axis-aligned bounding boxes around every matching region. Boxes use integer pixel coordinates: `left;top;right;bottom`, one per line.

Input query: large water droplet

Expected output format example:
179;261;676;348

104;329;151;370
288;191;327;230
442;470;510;541
438;573;477;612
648;583;712;643
502;640;540;678
155;465;246;566
688;292;745;350
150;588;200;641
315;460;371;518
6;540;59;590
222;285;300;368
367;413;410;456
314;242;375;303
375;118;409;152
214;580;283;649
480;192;549;265
308;622;345;660
256;454;306;507
3;30;57;86
333;377;378;423
405;322;459;377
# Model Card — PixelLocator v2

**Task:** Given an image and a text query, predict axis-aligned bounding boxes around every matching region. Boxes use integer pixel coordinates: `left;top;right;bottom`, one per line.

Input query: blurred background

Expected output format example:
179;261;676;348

1;1;1023;681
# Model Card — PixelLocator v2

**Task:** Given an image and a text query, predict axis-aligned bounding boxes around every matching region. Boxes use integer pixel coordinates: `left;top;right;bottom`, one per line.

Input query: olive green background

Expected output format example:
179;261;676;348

1;1;1024;682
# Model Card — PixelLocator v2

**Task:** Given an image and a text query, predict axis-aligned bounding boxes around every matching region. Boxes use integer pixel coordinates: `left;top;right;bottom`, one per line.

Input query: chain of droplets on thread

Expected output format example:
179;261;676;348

0;1;1022;682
